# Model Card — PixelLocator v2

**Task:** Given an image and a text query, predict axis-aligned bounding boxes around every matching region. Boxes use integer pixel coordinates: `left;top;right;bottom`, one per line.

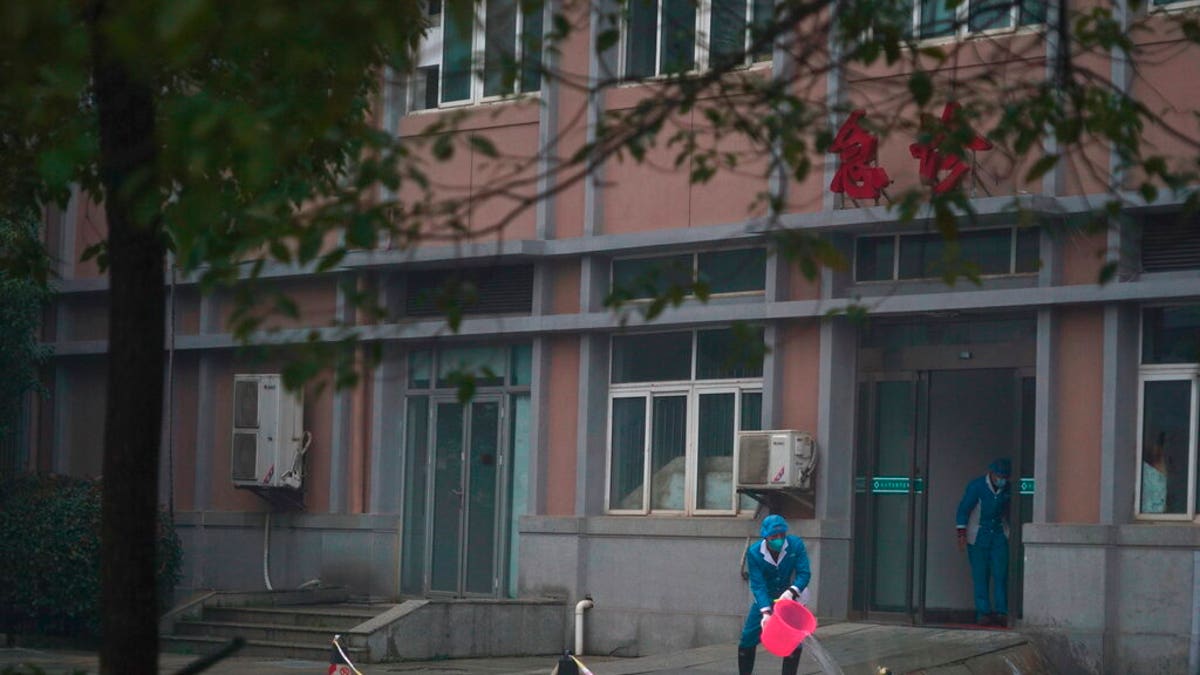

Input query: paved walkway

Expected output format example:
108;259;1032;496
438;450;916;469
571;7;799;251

0;622;1054;674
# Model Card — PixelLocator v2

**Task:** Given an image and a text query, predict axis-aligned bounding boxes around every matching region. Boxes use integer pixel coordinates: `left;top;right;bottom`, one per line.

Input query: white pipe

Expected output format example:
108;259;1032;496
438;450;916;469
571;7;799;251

263;512;274;591
575;596;594;656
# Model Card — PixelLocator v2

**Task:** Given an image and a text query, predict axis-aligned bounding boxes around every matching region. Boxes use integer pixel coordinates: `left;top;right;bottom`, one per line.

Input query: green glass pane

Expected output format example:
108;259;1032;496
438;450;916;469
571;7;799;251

856;236;895;282
697;248;766;294
438;346;507;388
401;397;429;594
442;0;474;102
509;343;533;385
1142;306;1200;364
919;0;955;37
959;229;1012;275
409;350;432;388
507;394;530;596
1018;0;1046;25
520;0;544;92
650;395;687;510
611;331;693;383
740;391;763;431
969;0;1011;31
710;0;747;65
696;327;764;379
465;401;500;593
660;0;696;73
610;397;647;509
625;0;658;79
431;402;464;592
875;381;914;476
1141;380;1191;515
1015;227;1040;273
612;254;693;300
749;0;773;60
898;233;942;279
484;0;518;97
698;393;735;510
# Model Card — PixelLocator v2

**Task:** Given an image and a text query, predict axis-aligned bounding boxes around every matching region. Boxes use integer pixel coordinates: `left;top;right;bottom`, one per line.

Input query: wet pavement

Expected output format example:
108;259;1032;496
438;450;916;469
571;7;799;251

0;621;1052;674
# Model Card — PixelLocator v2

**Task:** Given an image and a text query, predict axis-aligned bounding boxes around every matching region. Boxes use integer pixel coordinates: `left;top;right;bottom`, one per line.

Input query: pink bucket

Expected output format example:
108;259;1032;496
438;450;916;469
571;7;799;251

761;598;818;657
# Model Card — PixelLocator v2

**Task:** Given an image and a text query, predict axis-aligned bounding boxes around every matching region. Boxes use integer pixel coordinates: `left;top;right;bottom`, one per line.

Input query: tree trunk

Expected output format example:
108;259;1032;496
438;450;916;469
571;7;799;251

90;4;165;674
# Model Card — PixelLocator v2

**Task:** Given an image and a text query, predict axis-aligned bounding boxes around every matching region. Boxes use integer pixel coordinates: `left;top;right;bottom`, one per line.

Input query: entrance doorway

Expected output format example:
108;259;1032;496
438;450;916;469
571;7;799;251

851;317;1036;624
401;394;514;598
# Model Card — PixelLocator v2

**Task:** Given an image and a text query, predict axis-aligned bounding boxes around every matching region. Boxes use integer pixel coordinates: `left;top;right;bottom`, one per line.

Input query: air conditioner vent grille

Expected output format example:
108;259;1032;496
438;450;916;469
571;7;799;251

234;380;259;428
231;432;258;481
738;434;771;485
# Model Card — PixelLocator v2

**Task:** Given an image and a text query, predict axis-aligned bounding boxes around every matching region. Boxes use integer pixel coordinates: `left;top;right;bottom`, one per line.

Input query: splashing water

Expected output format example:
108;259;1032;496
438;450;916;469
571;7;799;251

804;635;845;675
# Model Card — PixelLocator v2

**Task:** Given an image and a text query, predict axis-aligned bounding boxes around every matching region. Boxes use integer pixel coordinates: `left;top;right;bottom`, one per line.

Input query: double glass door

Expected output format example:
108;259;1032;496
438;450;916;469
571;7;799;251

853;369;1034;624
403;396;507;597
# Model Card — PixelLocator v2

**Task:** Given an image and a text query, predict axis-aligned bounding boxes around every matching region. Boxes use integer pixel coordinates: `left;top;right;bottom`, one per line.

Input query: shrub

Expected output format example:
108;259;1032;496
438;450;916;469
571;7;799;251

0;475;182;638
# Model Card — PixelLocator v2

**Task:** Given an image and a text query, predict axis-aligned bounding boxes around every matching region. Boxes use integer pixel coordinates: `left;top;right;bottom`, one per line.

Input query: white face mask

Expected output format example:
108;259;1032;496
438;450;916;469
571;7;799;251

994;476;1008;489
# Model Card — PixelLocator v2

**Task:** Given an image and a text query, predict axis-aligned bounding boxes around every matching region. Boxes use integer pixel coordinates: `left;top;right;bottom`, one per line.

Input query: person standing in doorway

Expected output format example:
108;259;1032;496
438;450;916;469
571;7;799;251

956;458;1012;627
738;514;811;675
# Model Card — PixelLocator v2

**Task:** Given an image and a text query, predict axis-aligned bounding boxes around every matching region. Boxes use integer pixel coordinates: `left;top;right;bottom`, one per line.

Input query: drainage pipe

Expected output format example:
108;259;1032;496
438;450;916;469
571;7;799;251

263;512;274;591
575;596;594;656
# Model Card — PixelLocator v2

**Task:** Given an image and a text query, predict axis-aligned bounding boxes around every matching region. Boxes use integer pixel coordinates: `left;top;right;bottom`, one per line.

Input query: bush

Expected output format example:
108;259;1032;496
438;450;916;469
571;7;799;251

0;475;182;638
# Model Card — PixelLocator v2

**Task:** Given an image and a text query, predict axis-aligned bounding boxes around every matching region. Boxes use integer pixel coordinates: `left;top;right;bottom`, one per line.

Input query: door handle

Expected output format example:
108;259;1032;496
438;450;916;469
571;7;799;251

450;489;463;496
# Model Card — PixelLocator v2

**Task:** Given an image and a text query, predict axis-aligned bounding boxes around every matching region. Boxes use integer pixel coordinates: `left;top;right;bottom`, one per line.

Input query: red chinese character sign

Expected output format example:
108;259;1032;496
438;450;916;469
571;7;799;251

829;109;891;200
909;102;993;194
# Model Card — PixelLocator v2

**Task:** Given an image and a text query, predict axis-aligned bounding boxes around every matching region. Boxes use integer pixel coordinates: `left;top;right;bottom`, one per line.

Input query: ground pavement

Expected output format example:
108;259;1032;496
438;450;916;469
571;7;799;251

0;621;1054;674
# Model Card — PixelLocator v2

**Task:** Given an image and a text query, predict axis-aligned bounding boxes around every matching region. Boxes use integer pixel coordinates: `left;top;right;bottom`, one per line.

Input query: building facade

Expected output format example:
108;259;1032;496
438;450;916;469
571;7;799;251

22;1;1200;673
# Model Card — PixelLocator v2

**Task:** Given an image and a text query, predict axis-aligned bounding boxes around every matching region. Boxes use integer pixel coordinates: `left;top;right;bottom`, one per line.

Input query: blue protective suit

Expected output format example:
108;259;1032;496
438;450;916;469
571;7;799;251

738;515;811;649
955;473;1010;620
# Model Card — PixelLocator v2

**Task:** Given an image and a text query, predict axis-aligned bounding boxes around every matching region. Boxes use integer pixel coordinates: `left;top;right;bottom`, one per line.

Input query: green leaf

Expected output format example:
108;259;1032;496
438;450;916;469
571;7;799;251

433;134;454;161
909;72;932;106
1025;154;1059;183
468;135;499;158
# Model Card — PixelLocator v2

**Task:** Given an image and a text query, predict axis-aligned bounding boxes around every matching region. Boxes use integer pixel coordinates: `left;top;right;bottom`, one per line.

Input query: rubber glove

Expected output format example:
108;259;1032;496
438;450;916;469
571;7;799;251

759;607;772;629
956;528;967;552
776;585;802;603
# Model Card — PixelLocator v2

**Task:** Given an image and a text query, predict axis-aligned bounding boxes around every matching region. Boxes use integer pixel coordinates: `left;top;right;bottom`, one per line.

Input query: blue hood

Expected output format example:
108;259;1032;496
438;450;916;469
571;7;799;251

760;514;788;539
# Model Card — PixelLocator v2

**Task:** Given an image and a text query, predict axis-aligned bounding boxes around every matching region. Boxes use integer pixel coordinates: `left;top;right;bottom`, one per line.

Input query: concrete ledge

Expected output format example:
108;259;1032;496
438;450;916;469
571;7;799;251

173;511;400;530
1023;522;1200;548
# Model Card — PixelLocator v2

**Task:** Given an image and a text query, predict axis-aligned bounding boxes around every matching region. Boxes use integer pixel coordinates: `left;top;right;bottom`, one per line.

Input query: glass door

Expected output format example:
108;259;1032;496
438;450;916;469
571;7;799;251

853;374;928;621
428;396;505;596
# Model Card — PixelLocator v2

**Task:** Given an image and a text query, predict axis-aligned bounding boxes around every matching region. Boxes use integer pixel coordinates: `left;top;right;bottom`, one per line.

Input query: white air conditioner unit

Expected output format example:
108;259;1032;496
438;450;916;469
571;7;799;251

736;430;816;490
231;374;306;490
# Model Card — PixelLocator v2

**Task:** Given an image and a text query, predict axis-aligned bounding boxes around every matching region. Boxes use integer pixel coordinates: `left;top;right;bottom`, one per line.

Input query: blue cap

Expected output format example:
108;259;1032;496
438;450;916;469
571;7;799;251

760;514;788;539
989;458;1012;477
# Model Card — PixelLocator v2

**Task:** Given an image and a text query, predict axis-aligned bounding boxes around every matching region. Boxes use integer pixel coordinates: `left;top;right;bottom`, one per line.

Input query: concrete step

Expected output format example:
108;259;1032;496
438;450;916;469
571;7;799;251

162;634;368;662
200;605;380;629
172;619;369;649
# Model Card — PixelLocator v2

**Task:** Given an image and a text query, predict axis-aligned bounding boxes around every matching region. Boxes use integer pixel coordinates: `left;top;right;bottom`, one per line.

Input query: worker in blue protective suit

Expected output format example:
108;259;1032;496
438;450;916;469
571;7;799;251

738;514;811;675
955;458;1012;627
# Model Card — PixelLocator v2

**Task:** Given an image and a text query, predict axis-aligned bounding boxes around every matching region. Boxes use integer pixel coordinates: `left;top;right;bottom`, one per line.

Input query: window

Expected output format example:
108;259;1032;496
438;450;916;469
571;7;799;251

409;0;544;110
611;248;767;300
854;227;1039;282
909;0;1045;39
607;327;764;514
621;0;773;79
1137;306;1200;520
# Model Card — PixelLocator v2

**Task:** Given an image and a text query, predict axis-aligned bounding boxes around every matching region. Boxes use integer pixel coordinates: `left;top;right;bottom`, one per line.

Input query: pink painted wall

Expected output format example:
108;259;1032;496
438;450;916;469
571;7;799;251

72;199;107;279
1129;18;1200;186
1059;230;1108;286
61;293;110;341
398;101;541;247
1052;306;1103;523
778;320;821;433
551;259;581;315
545;336;580;515
64;357;108;479
217;277;338;333
168;355;200;511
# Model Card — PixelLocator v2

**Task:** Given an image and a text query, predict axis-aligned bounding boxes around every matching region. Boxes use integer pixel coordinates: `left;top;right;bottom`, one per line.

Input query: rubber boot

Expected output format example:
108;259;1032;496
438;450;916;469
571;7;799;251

737;646;756;675
781;644;803;675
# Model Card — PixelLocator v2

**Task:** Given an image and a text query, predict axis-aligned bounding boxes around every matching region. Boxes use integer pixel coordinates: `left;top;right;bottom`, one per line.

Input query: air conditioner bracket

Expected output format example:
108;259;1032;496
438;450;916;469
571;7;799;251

736;487;814;514
236;484;305;511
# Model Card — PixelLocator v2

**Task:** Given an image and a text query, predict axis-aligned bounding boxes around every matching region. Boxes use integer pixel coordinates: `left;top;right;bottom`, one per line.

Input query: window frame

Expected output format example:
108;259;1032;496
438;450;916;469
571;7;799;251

853;226;1039;283
1134;367;1199;521
618;0;771;81
610;247;768;301
605;328;765;516
409;0;544;111
910;0;1045;42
